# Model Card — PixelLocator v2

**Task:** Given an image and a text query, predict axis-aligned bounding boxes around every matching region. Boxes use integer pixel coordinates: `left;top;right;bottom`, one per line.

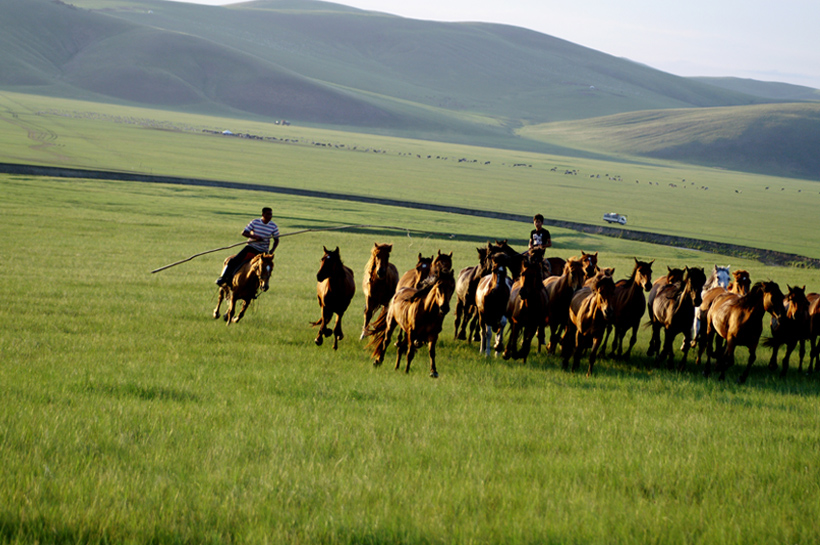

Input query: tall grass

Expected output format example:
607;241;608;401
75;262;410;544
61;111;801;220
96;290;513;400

1;175;819;544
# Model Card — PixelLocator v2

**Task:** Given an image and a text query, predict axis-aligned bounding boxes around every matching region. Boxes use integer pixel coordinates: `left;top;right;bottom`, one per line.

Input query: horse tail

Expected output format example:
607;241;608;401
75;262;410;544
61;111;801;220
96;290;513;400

761;336;776;348
366;306;390;359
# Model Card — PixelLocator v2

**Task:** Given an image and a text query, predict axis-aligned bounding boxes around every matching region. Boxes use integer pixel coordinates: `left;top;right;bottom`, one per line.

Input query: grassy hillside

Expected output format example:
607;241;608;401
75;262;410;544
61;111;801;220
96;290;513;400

519;103;820;180
691;77;820;102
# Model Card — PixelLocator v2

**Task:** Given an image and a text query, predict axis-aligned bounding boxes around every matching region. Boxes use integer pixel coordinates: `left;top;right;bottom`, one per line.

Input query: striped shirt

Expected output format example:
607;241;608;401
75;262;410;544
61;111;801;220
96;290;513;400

245;218;280;252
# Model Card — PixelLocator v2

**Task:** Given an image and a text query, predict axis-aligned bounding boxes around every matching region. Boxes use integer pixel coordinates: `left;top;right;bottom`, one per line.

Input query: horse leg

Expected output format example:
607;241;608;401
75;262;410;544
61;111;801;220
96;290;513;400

768;343;780;370
225;295;237;325
454;302;465;340
717;340;736;382
232;298;251;323
394;331;407;370
518;324;536;363
213;287;226;319
647;322;660;358
404;339;418;374
468;311;480;343
360;300;374;340
560;325;576;371
478;316;489;357
779;342;795;378
332;312;345;350
571;332;585;373
314;306;332;346
624;324;640;360
797;339;806;373
493;318;507;356
428;338;439;378
737;343;755;384
503;321;518;360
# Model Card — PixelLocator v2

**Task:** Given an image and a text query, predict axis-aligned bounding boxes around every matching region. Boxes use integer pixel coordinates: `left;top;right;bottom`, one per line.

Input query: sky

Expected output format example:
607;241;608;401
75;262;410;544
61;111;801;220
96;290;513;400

167;0;820;89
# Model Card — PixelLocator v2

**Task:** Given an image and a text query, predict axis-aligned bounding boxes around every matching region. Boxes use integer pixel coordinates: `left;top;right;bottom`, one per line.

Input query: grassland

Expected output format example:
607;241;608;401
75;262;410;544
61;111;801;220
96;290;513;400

2;88;820;543
2;170;820;544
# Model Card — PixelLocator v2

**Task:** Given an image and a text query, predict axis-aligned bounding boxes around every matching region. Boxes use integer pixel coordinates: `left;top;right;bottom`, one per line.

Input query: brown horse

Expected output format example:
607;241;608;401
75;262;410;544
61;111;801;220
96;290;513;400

360;243;399;339
647;267;707;370
475;253;512;357
432;249;453;276
690;269;751;352
764;285;811;378
367;269;456;377
213;253;275;325
602;258;654;360
807;293;820;373
699;281;784;383
503;255;548;363
542;257;586;353
397;253;433;290
645;266;685;357
312;246;356;350
561;275;616;376
454;245;494;341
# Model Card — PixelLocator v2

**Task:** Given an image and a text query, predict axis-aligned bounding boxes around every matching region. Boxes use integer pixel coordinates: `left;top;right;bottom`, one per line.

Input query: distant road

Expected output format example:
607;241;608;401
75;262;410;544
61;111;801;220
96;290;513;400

3;162;817;268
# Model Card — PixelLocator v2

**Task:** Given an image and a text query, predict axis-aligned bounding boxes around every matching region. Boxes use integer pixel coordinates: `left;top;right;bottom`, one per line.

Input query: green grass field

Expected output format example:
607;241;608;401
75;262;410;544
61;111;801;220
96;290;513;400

2;92;820;544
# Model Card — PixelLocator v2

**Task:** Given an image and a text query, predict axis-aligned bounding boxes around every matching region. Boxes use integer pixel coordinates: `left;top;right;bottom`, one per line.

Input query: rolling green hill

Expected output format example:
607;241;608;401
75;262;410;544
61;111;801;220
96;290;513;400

519;103;820;180
1;0;818;178
691;77;820;102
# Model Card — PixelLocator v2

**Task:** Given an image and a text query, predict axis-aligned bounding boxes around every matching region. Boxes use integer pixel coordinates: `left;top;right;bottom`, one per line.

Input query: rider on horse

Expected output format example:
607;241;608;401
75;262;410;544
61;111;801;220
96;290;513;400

215;207;280;286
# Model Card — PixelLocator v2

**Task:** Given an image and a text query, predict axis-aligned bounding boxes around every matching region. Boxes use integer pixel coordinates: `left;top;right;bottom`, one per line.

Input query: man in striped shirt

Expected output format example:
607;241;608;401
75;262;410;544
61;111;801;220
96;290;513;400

216;207;280;286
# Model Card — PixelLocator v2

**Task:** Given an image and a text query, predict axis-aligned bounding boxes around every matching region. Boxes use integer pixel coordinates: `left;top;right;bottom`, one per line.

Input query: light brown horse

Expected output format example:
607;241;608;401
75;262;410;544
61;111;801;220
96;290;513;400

561;275;616;376
360;243;399;339
602;258;654;360
397;253;433;290
367;269;456;377
454;245;494;341
475;253;512;357
503;255;549;363
645;266;685;357
690;269;751;352
647;267;707;370
312;246;356;350
699;281;784;383
764;285;810;378
213;252;275;325
542;257;586;353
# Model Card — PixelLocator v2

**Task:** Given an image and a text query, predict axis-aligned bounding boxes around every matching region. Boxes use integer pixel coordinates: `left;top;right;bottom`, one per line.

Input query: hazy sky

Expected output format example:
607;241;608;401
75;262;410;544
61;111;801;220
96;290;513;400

167;0;820;89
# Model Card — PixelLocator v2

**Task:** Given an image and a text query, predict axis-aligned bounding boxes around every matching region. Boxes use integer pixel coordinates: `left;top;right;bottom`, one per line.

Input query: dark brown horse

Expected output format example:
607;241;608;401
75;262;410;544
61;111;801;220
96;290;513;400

367;269;456;377
699;281;784;383
397;253;433;290
645;266;685;357
503;255;548;363
454;245;494;341
475;253;512;357
647;267;707;370
360;243;399;339
213;253;275;325
807;293;820;373
431;249;453;276
764;285;810;378
312;246;356;350
561;275;616;376
542;257;586;353
602;258;654;360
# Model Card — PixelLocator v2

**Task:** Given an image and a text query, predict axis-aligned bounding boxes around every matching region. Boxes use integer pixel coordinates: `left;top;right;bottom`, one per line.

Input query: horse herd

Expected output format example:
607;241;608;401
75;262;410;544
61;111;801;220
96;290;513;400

212;241;820;384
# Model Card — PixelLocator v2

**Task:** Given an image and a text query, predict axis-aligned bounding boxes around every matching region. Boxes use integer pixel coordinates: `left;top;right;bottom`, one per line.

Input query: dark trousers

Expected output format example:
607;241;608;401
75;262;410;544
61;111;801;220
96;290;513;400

222;246;261;282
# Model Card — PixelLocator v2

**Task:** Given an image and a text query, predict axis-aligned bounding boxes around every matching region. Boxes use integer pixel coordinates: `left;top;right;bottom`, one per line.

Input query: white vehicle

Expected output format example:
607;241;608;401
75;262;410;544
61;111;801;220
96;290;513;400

603;212;627;225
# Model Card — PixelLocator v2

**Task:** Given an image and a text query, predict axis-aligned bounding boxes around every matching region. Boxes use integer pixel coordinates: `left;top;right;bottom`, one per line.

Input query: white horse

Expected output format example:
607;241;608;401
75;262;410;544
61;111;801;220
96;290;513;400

690;265;731;347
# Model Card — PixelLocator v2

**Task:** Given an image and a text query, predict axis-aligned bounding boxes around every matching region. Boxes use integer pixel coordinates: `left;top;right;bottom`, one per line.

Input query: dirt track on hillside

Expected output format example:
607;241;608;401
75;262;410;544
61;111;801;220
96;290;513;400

3;162;818;269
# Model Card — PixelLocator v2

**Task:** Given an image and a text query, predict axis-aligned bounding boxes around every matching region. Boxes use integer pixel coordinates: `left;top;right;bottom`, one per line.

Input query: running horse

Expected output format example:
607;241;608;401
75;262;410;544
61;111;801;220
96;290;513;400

807;293;820;374
475;253;512;357
542;257;586;353
602;258;654;360
397;253;433;290
360;243;399;339
454;245;494;341
213;253;275;325
645;266;685;358
699;281;784;383
561;274;616;376
367;269;456;377
503;254;549;363
764;285;811;378
312;246;356;350
647;266;707;370
691;269;751;353
690;265;731;347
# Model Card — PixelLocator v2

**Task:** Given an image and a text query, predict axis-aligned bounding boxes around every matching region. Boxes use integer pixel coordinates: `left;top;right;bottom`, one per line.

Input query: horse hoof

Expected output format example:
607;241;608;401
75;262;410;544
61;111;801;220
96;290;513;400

314;337;323;346
430;371;439;378
213;313;220;319
360;332;366;340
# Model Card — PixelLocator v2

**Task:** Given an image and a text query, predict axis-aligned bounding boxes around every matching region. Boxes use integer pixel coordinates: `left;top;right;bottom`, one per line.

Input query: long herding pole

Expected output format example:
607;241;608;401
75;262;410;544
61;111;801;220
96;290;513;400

150;224;397;274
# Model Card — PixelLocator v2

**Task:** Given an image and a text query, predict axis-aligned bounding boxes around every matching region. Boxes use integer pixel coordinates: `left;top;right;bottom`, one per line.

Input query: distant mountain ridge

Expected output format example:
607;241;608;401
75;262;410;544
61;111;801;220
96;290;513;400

1;0;818;179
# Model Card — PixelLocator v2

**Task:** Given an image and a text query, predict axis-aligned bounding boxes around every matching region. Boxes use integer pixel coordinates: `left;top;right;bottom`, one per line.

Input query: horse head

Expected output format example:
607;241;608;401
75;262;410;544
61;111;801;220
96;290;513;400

317;246;342;282
666;266;685;285
429;269;456;316
730;270;751;295
785;285;810;321
566;258;586;290
369;243;393;280
590;274;616;321
682;267;707;308
581;251;598;278
634;258;654;292
251;253;275;292
712;265;731;290
432;250;453;275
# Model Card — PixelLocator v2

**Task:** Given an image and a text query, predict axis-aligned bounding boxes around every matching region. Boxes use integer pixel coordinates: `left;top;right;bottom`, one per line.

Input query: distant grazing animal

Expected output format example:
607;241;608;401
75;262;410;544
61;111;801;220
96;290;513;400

561;274;616;376
764;285;810;378
213;253;275;325
367;269;456;377
360;243;399;339
312;246;356;350
503;255;548;363
699;281;784;383
602;259;654;360
647;267;707;370
475;253;512;357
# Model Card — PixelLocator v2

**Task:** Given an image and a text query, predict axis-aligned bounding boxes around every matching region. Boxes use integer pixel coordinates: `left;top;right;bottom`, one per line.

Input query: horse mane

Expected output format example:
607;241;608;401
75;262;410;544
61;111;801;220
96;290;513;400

365;243;390;276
